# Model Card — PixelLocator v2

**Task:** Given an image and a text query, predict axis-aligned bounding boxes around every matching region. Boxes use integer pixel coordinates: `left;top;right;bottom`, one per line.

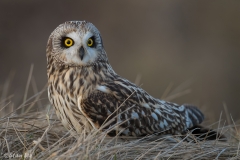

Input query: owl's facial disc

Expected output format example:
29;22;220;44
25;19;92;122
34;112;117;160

49;21;107;67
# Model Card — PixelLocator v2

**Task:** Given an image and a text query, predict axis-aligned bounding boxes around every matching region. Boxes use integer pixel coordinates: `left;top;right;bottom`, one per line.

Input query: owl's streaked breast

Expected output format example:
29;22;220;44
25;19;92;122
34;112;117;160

47;67;94;135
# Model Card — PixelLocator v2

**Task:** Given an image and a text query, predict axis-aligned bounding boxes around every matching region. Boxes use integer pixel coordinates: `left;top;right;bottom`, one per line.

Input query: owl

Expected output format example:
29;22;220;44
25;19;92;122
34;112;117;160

46;21;222;140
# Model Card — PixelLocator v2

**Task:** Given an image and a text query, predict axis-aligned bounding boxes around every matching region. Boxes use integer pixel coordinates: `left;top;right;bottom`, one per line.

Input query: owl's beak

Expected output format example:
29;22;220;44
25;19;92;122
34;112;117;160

79;46;85;60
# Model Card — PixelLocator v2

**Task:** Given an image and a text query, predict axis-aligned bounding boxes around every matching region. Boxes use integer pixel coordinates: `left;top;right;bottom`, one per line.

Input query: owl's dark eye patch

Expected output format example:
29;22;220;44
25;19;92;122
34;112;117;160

61;37;74;48
87;36;96;48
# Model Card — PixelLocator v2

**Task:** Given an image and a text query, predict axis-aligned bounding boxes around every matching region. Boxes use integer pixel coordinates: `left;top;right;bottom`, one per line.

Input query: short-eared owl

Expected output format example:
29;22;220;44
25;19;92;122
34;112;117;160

46;21;222;139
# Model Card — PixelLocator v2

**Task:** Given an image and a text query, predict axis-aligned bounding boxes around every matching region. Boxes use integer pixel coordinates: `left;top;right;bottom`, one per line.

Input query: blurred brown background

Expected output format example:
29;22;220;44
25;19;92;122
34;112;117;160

0;1;239;122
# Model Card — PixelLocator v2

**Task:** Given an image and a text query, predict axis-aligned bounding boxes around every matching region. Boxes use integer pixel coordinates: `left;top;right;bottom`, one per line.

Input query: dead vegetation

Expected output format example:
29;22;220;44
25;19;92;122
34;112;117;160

0;106;239;160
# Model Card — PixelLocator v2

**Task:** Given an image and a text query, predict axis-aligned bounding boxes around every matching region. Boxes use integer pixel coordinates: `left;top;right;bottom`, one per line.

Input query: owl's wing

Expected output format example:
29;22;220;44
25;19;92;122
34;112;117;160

79;79;204;136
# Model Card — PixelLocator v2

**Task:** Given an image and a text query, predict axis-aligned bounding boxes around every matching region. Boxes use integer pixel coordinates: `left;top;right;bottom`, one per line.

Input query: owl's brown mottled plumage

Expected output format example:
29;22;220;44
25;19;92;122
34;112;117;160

46;21;224;140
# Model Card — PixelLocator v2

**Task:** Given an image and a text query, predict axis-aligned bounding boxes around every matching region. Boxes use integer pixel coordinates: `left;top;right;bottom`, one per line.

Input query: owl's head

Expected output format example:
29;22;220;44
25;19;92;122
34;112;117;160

46;21;108;67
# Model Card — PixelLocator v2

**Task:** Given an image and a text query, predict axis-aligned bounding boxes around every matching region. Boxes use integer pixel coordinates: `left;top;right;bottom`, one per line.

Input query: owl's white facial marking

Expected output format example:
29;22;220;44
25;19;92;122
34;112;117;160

60;31;98;66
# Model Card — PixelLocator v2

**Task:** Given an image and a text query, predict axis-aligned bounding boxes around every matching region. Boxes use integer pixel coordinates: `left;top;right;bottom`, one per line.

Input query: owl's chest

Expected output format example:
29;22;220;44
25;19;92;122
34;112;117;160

48;83;77;126
48;81;77;109
48;79;93;134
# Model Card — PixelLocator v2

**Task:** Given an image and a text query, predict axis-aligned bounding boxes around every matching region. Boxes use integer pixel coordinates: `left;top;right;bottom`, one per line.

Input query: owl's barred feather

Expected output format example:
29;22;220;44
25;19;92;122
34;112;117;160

46;21;224;140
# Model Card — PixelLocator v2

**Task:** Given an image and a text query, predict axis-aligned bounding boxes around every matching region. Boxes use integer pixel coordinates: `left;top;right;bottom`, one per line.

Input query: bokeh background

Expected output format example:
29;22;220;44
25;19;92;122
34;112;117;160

0;1;240;123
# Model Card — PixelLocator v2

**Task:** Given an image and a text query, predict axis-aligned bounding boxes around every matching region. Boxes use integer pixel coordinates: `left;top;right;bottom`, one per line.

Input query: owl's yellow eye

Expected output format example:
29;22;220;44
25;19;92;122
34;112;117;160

87;38;94;47
64;38;74;47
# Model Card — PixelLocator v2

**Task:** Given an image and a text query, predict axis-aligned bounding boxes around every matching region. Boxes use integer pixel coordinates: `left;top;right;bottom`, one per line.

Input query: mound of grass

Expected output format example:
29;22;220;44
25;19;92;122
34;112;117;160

0;97;239;160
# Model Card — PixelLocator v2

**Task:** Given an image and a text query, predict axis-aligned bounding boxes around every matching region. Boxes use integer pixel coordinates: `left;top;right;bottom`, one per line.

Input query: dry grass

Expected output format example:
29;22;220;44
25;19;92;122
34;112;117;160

0;75;239;159
0;105;239;160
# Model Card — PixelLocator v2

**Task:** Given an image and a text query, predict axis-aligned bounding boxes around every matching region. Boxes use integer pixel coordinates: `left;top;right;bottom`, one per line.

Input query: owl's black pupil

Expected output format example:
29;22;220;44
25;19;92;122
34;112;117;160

67;40;70;44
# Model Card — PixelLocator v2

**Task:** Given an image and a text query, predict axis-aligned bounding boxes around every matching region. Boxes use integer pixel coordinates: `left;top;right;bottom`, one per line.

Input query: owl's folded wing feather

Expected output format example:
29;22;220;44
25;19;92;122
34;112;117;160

79;79;205;137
